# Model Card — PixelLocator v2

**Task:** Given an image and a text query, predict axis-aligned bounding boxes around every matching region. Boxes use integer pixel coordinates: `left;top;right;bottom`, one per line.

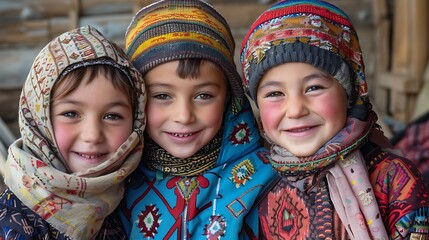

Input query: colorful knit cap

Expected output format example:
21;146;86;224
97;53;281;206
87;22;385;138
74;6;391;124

240;0;367;109
126;0;244;106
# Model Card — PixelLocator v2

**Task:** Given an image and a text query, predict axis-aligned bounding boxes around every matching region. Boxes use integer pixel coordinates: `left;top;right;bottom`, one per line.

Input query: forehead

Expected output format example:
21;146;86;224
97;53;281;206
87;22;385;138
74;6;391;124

260;62;329;83
145;60;226;87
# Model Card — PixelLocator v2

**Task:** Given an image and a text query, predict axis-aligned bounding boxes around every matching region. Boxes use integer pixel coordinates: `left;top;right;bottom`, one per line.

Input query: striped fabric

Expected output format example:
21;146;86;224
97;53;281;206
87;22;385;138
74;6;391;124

392;112;429;184
240;0;367;107
125;0;245;106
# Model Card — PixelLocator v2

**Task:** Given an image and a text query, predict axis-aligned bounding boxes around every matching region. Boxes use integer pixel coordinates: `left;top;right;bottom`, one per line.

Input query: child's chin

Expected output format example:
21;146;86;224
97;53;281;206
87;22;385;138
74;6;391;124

170;151;197;159
287;148;318;158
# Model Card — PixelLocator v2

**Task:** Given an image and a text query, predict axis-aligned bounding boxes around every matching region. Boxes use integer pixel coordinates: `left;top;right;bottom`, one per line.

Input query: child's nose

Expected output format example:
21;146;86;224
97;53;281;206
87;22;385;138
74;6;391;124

285;95;309;118
81;119;104;143
172;100;195;124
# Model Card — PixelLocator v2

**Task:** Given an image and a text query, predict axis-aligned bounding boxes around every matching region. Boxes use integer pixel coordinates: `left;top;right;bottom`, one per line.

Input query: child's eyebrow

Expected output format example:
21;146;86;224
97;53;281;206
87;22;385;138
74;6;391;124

303;72;331;82
146;82;171;88
51;99;81;107
105;101;131;108
147;82;223;88
195;82;223;88
258;72;331;90
52;99;130;108
258;80;283;91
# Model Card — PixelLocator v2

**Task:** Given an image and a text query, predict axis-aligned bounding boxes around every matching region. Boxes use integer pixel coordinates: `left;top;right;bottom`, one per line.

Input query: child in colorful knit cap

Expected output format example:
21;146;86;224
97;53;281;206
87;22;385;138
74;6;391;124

240;0;429;239
0;25;146;239
120;0;278;239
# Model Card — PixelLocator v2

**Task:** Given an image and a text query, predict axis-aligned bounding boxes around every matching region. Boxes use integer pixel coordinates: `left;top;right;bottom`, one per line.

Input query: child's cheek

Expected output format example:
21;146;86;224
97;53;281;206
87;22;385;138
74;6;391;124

146;105;163;126
317;94;348;124
52;124;72;160
258;102;281;133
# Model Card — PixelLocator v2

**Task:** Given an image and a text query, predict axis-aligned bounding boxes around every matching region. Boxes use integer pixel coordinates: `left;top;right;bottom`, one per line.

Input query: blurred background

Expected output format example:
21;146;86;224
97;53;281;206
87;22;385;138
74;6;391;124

1;0;428;189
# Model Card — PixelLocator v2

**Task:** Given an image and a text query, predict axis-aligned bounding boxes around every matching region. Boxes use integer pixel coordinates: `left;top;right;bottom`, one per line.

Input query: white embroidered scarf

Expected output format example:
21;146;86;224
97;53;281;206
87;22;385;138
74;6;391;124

4;25;146;239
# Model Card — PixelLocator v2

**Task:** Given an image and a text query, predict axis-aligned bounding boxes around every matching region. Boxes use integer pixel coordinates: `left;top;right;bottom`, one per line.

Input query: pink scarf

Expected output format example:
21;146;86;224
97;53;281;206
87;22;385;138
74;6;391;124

270;112;389;239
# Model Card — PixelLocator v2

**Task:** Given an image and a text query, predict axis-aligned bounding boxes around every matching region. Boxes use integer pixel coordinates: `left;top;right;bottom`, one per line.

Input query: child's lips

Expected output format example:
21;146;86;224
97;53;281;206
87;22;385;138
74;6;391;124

284;125;318;136
73;151;107;162
166;131;199;143
77;153;103;159
286;126;313;132
169;132;195;138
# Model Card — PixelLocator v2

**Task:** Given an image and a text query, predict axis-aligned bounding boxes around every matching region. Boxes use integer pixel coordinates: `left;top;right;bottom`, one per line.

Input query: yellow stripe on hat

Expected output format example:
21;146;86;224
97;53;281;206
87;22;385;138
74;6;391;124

126;8;233;50
130;31;231;62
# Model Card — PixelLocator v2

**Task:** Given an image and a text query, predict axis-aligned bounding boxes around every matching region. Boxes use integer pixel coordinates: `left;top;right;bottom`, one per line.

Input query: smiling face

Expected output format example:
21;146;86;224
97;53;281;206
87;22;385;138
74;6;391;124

51;70;133;173
144;60;227;159
256;62;349;157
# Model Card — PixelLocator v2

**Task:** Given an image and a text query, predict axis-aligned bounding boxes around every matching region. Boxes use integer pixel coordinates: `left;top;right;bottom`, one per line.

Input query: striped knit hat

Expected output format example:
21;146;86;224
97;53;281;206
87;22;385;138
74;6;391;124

126;0;244;105
240;0;367;110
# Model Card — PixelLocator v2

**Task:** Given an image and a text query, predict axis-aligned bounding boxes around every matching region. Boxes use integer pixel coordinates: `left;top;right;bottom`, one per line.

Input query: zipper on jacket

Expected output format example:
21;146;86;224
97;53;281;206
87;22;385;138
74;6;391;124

182;178;190;240
183;204;188;240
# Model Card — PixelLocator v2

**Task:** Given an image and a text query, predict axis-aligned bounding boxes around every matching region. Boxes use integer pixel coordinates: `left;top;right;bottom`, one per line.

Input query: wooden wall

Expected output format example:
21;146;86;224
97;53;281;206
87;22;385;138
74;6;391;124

0;0;390;191
0;0;376;137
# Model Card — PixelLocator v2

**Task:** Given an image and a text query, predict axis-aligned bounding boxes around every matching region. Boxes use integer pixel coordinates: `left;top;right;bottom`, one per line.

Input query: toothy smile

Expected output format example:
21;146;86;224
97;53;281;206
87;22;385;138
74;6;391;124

77;153;103;159
288;127;312;132
170;132;194;138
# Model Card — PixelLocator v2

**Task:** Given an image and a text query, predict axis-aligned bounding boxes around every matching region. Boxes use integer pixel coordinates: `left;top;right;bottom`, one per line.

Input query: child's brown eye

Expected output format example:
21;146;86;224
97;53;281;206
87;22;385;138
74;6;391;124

196;93;214;100
266;91;283;98
104;114;123;121
153;94;170;100
306;85;323;93
62;112;79;118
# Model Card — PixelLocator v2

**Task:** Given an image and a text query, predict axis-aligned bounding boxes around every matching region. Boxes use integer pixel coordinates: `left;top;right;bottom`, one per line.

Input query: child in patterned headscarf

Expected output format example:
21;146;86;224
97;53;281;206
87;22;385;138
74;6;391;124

0;25;146;239
120;0;278;239
240;0;429;239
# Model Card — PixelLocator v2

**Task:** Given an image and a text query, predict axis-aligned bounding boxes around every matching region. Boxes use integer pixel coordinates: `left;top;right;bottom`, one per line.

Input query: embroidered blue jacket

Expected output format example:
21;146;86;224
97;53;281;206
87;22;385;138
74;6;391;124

119;101;279;239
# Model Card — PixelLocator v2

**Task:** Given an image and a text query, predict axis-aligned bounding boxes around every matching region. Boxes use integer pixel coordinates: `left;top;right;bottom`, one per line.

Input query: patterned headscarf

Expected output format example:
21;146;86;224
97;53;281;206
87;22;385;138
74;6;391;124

240;1;389;238
4;25;146;239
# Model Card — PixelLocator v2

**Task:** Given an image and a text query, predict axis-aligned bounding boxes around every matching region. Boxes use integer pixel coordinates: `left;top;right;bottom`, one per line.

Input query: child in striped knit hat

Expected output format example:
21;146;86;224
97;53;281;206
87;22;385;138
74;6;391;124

120;0;278;239
240;0;429;239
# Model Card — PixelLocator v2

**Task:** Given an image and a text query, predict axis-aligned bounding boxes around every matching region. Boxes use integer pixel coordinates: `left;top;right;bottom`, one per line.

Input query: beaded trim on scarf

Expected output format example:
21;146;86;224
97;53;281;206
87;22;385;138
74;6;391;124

143;131;222;177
